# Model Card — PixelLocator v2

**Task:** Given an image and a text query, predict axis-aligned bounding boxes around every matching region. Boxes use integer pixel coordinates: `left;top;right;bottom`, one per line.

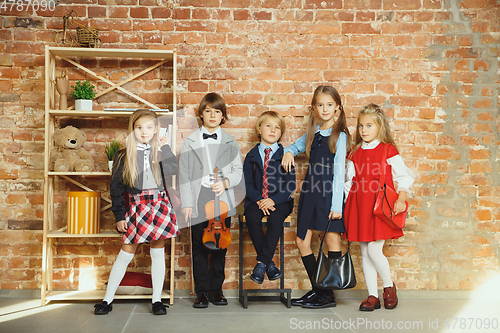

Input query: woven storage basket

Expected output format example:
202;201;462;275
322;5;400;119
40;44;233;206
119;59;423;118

76;27;99;45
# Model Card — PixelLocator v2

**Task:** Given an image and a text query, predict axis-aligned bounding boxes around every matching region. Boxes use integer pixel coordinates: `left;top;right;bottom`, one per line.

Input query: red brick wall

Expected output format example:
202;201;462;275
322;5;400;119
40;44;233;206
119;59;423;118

0;0;499;293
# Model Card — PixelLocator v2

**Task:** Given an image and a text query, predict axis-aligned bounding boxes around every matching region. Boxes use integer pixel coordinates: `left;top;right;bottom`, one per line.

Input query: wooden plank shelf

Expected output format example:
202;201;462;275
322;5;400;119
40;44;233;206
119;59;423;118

48;172;111;176
44;290;171;302
49;110;173;117
48;47;175;59
47;231;121;238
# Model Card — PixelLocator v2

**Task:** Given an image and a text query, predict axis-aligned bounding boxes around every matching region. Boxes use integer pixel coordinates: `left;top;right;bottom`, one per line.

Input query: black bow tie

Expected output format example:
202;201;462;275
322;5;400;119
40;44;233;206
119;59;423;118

203;133;217;140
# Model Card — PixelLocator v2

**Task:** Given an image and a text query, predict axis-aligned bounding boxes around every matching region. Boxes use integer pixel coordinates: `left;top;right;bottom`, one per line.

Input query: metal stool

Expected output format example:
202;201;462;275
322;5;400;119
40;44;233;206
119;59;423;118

238;214;292;308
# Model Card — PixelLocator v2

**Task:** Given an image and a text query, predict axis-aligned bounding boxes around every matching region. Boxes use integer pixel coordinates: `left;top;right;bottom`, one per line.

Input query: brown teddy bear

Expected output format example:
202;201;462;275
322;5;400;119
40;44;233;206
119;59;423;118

51;125;93;172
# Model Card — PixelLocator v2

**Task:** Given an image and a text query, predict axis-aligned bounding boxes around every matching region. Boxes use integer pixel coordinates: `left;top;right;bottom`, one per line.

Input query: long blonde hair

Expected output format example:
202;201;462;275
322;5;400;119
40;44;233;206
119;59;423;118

305;85;352;158
115;109;162;187
351;103;398;156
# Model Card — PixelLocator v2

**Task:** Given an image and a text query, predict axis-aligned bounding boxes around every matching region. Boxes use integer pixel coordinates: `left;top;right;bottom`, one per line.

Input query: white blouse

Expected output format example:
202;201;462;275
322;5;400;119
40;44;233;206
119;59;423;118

344;139;415;198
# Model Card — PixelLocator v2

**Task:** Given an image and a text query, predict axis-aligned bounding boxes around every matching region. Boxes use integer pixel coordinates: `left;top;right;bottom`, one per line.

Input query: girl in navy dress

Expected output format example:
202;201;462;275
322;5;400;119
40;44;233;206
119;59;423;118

282;86;351;309
344;103;414;311
94;109;180;316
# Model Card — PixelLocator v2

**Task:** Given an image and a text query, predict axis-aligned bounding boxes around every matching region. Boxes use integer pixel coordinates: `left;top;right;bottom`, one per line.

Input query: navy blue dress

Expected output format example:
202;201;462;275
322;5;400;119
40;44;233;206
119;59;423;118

296;132;345;240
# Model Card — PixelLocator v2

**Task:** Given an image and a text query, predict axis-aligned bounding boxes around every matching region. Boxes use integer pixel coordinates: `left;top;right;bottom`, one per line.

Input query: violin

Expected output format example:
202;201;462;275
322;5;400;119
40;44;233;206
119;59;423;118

202;167;231;250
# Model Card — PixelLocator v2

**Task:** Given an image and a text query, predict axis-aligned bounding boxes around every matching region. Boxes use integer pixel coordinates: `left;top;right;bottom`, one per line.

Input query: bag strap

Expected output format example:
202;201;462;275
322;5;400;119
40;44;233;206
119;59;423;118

319;217;350;254
378;143;390;189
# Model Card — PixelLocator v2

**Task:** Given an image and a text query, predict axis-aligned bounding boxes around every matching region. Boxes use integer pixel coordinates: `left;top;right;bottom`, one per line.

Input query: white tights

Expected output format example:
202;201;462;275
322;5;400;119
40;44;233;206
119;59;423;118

103;249;134;304
103;248;165;304
360;240;394;297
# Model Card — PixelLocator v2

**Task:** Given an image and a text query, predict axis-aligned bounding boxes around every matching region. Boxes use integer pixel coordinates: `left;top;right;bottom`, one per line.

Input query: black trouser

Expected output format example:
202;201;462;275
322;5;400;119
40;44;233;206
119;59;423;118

244;201;293;266
191;186;231;294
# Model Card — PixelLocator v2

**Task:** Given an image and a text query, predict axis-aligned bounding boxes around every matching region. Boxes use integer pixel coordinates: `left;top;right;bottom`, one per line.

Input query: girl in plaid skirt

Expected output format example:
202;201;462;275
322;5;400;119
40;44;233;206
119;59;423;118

94;110;180;316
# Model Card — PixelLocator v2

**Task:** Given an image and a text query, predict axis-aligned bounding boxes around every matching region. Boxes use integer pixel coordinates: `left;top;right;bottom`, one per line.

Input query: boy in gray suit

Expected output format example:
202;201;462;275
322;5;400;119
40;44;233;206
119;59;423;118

179;93;243;308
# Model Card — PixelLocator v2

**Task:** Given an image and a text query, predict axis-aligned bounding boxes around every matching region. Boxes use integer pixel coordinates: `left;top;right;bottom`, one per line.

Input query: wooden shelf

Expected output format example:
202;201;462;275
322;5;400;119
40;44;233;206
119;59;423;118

47;230;121;238
49;110;173;117
48;172;111;176
42;46;178;307
45;289;171;302
48;47;175;60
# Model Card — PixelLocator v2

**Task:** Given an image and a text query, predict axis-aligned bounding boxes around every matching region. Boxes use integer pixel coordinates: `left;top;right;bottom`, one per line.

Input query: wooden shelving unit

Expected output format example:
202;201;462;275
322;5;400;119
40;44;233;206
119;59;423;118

41;46;177;306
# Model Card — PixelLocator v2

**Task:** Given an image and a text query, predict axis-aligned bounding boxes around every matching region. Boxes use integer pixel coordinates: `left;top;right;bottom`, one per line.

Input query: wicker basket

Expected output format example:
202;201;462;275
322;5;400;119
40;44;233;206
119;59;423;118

76;27;99;45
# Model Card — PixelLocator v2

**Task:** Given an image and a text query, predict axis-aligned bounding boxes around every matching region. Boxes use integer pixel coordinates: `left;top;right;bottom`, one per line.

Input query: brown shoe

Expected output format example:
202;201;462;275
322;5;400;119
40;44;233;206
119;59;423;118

359;295;381;311
383;284;398;309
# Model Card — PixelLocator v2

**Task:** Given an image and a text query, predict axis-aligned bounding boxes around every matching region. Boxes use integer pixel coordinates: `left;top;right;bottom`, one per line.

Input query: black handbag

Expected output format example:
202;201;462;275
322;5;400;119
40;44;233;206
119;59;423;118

312;218;357;290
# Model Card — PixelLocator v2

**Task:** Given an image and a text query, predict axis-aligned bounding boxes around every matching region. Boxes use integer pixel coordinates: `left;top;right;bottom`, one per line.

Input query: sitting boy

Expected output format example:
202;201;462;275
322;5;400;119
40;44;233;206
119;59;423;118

243;111;296;283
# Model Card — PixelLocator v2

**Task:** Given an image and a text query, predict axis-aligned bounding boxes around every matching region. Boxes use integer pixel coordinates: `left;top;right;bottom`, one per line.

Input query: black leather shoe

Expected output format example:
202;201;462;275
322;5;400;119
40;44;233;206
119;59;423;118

266;261;282;281
250;262;265;284
193;292;209;308
301;293;336;309
210;289;228;305
291;290;316;306
152;301;167;315
94;301;112;315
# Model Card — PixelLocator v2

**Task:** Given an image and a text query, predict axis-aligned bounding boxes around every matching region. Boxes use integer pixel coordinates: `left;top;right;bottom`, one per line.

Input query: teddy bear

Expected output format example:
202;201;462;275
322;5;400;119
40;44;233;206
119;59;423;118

51;125;94;172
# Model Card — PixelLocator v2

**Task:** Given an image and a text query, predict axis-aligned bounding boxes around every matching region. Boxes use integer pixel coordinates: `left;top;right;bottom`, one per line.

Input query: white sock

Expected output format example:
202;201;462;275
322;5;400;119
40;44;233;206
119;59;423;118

360;242;379;297
150;247;166;304
366;240;394;288
103;250;134;304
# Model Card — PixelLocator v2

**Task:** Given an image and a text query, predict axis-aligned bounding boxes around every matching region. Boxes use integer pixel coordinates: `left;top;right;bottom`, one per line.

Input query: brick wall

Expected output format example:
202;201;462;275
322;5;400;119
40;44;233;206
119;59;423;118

0;0;499;293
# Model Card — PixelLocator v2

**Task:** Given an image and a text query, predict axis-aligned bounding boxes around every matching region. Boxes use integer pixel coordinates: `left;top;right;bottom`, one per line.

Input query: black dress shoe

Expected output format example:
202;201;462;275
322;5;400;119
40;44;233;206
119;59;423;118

250;262;265;284
301;293;336;309
94;301;112;315
291;290;316;306
193;292;209;308
210;289;228;306
266;261;282;281
152;301;167;315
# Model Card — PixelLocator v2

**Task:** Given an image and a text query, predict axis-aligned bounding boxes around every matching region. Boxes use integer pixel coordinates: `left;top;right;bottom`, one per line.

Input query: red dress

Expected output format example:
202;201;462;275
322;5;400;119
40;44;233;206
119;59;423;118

344;143;404;242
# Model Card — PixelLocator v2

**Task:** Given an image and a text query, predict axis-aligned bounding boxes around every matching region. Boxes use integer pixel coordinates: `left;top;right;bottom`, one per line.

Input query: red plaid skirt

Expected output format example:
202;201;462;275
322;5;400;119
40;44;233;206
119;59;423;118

123;189;180;244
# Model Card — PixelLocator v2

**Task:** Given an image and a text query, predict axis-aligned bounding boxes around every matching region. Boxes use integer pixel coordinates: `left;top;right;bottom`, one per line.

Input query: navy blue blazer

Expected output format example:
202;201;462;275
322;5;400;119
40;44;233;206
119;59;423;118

243;144;296;209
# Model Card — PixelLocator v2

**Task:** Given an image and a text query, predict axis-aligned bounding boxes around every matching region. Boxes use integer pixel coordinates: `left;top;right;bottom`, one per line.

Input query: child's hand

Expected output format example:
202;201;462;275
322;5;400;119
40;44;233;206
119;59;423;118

393;198;406;215
158;136;169;147
282;152;295;172
328;211;342;220
182;207;192;222
257;198;275;215
211;180;227;197
116;220;127;233
394;191;407;215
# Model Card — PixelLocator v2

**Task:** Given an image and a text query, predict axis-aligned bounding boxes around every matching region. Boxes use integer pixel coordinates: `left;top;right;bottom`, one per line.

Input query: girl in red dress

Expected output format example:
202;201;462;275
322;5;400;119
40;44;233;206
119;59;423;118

345;103;415;311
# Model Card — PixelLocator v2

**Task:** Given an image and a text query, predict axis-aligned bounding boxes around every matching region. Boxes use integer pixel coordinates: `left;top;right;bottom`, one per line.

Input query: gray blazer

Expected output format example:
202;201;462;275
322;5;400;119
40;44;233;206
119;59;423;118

179;128;243;220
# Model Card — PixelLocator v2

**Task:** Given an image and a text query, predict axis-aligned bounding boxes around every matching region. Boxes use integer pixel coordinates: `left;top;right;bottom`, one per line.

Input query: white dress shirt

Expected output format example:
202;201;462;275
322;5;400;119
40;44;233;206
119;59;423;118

200;126;222;188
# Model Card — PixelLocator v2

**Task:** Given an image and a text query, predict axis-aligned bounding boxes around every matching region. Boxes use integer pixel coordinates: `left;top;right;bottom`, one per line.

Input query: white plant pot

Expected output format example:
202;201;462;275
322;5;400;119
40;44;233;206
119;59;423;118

108;161;113;172
75;99;93;111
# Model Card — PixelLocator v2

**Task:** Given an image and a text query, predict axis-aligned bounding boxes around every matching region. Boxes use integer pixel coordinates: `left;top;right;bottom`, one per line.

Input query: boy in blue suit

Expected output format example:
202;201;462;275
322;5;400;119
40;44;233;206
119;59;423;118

243;111;296;283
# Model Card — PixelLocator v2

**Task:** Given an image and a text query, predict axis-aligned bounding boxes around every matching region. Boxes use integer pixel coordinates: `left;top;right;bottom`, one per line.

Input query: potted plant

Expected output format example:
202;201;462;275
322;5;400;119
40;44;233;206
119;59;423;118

104;139;122;171
71;80;97;111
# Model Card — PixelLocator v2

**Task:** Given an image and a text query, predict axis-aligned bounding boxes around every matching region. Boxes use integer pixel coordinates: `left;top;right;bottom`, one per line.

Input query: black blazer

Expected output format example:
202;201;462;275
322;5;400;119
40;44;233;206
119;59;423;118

110;145;177;222
243;144;296;210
